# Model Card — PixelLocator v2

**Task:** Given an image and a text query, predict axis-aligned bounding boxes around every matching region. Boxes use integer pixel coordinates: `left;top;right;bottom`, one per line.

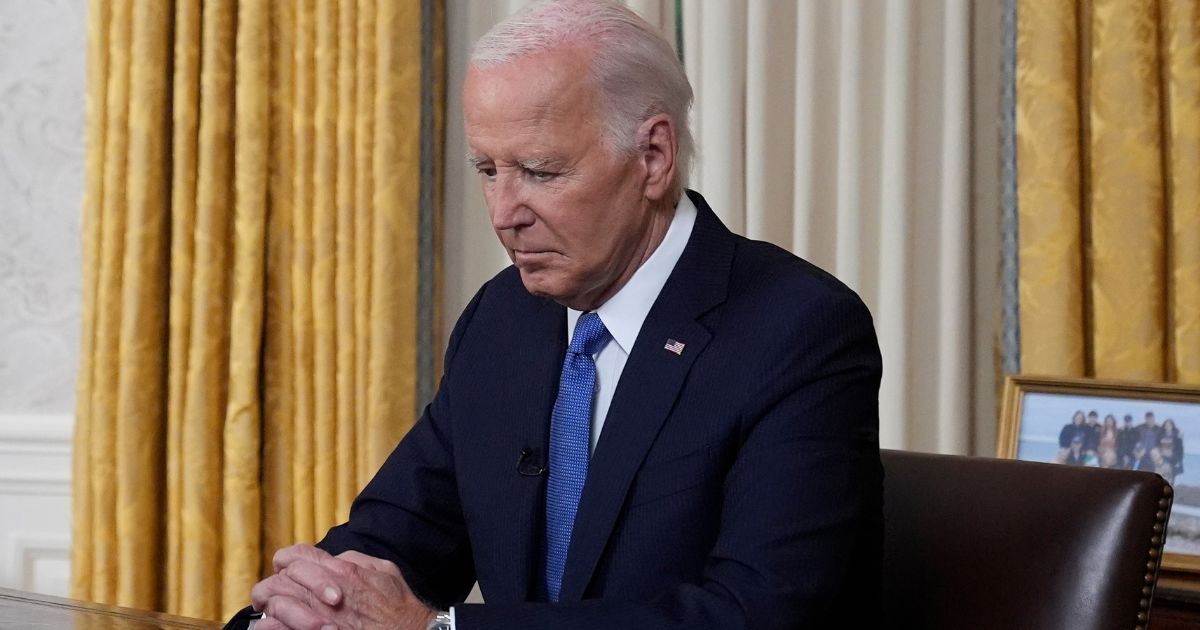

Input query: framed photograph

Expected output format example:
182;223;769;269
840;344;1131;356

999;375;1200;580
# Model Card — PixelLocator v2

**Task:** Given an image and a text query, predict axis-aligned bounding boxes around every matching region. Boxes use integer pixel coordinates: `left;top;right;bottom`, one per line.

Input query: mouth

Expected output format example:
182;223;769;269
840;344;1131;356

512;249;556;261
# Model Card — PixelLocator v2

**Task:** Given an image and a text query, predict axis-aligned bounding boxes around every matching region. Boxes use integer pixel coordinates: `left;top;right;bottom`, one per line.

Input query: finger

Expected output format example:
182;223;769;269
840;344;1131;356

273;544;333;573
254;616;289;630
260;594;334;630
252;571;314;612
334;550;402;578
282;559;344;607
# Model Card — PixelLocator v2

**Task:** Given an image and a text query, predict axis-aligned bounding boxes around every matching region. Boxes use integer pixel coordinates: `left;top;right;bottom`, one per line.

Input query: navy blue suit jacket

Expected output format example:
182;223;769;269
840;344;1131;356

241;191;883;628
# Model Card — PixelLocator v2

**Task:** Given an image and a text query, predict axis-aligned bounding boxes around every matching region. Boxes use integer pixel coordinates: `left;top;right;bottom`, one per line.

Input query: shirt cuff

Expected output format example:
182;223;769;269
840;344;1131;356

449;605;457;629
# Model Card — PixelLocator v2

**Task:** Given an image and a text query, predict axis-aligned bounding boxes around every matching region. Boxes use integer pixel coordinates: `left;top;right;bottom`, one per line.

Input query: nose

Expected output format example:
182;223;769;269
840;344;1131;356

487;173;535;231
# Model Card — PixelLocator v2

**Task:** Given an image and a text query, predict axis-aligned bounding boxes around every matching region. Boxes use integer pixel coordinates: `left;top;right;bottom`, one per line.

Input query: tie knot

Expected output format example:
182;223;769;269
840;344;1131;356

570;312;610;356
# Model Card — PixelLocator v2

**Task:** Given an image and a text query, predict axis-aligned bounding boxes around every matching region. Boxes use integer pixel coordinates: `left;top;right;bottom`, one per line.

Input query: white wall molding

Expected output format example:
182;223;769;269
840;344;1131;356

0;414;74;457
7;532;71;595
0;414;72;496
0;476;71;498
0;413;73;595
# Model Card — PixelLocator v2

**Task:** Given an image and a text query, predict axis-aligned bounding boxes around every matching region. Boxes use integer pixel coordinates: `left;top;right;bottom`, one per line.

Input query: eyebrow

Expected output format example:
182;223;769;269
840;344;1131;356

465;154;558;171
517;157;556;171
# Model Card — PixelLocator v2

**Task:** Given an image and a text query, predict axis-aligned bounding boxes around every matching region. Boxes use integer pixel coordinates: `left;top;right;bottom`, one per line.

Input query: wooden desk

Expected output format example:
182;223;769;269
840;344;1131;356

0;588;219;628
1153;587;1200;629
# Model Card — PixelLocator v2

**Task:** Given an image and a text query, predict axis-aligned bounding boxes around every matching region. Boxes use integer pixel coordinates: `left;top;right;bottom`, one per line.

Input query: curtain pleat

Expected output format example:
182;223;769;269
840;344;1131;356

73;0;440;619
335;0;360;519
1165;1;1200;384
290;0;318;546
935;1;972;451
832;0;864;290
116;0;172;608
313;0;340;536
260;0;297;582
680;1;979;453
1015;0;1086;377
688;2;745;235
354;0;377;485
744;0;798;252
180;0;237;616
221;0;270;614
88;0;132;605
164;0;201;613
71;0;109;602
874;0;911;453
367;0;422;468
1089;0;1165;381
1016;0;1198;387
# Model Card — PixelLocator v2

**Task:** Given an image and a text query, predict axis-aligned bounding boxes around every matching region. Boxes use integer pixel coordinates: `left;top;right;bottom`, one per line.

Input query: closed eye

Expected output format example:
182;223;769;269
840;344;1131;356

467;154;496;180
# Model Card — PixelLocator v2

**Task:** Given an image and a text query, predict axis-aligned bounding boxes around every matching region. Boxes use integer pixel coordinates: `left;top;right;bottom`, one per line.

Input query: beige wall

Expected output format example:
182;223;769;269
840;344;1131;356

0;0;86;596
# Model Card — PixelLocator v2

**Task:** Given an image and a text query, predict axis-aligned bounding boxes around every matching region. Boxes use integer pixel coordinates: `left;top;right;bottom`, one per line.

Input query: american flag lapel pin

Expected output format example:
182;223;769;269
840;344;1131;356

664;338;685;356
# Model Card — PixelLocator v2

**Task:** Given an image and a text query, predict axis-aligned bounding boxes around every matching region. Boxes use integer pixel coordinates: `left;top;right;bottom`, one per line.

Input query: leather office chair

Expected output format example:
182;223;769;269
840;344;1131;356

881;449;1172;630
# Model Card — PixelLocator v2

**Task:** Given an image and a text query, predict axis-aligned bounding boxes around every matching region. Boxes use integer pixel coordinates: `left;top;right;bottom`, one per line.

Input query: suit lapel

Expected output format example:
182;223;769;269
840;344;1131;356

558;191;734;600
490;290;566;602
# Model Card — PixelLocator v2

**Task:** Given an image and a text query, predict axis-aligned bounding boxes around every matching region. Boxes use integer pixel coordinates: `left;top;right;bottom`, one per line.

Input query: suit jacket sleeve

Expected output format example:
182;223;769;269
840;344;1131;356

454;289;883;629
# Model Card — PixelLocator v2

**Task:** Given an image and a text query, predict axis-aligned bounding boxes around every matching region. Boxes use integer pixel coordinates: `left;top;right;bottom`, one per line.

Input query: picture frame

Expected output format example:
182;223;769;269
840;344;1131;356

999;374;1200;586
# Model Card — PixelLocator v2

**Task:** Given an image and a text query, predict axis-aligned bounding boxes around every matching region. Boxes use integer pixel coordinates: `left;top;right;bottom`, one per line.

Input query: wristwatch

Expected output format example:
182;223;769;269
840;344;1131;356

427;611;453;630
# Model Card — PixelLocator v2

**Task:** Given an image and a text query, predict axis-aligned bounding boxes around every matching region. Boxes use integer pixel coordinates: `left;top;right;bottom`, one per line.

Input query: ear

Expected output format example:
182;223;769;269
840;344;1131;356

635;114;677;202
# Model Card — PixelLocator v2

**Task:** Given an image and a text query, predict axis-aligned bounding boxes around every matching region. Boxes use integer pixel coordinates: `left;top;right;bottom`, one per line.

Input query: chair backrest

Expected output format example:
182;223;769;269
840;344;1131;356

881;449;1172;630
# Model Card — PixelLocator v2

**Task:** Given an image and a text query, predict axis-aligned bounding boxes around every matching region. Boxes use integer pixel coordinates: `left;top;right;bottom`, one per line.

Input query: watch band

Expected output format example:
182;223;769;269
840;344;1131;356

427;611;453;630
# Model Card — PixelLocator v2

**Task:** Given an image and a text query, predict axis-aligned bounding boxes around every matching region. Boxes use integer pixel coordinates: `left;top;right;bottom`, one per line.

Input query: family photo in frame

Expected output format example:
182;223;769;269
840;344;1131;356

1000;376;1200;577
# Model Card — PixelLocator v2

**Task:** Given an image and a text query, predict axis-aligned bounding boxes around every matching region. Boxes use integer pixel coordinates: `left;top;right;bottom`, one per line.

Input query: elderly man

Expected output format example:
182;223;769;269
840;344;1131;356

233;1;882;628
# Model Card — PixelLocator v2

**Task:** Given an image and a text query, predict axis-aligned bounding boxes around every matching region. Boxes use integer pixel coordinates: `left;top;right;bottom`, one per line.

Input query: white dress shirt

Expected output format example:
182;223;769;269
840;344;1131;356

449;194;697;627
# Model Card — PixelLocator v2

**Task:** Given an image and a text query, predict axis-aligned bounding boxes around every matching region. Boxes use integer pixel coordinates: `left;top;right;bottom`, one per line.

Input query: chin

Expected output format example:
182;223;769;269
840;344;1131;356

518;270;587;307
518;270;563;299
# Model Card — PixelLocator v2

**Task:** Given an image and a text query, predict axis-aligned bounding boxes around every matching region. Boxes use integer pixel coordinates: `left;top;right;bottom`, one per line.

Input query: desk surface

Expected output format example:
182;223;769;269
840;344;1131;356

0;588;219;628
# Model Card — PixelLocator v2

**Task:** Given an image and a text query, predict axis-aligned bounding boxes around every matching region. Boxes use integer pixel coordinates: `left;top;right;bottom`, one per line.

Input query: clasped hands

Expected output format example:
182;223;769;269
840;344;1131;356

250;544;438;630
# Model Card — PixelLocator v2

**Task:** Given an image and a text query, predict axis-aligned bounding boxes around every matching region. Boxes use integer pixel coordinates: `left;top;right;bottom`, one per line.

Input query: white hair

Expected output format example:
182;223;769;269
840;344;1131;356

471;0;694;198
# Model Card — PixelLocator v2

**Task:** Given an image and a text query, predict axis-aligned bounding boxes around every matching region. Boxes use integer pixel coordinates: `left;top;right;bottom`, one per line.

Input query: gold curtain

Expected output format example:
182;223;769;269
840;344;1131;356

1016;0;1200;383
72;0;443;620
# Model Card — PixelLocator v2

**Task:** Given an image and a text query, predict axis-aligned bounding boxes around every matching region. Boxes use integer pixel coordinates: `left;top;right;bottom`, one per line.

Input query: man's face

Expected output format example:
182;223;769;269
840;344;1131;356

463;46;661;310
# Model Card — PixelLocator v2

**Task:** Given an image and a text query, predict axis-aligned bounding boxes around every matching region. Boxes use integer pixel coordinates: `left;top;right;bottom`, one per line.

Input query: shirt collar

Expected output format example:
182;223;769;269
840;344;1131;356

567;194;698;352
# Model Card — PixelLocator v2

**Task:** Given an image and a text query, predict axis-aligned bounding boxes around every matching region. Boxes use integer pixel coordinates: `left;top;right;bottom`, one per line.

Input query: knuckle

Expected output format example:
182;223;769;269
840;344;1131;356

329;560;356;580
271;546;294;570
292;559;320;579
326;556;355;576
251;575;279;602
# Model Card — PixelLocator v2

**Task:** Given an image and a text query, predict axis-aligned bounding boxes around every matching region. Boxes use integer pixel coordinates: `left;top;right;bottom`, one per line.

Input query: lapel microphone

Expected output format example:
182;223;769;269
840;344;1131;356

517;447;547;476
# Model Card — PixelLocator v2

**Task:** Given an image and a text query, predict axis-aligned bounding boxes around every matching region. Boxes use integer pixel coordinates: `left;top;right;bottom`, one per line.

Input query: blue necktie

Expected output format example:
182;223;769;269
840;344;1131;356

544;312;610;602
